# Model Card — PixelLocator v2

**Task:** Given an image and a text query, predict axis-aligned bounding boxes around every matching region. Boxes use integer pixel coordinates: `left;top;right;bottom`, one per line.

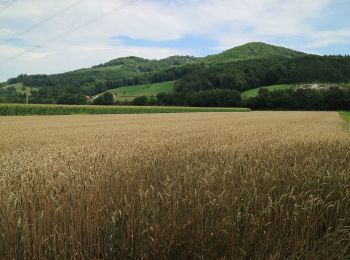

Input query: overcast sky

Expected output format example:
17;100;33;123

0;0;349;81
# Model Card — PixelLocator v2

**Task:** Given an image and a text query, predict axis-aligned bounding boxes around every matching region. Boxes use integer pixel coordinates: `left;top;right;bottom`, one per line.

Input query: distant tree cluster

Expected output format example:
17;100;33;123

157;89;242;107
156;86;350;110
132;96;157;106
93;92;114;105
245;87;350;110
0;86;26;103
7;74;52;87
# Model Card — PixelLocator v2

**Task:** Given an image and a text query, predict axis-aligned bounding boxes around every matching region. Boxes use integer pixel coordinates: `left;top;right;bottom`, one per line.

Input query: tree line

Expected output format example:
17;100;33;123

175;56;350;93
245;87;350;110
3;83;350;111
94;86;350;111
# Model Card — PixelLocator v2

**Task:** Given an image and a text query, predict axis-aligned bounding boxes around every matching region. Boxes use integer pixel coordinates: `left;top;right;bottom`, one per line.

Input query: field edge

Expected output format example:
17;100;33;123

340;112;350;128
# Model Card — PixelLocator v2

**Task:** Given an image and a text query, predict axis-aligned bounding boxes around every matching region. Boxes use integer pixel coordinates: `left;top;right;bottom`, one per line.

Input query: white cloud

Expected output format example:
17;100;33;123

307;29;350;48
0;0;348;81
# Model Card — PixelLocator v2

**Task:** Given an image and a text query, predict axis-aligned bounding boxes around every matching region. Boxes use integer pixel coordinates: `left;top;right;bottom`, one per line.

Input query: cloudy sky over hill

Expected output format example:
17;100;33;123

0;0;349;81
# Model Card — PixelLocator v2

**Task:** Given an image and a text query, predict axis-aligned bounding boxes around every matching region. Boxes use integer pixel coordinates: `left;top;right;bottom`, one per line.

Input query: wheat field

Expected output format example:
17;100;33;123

0;112;350;259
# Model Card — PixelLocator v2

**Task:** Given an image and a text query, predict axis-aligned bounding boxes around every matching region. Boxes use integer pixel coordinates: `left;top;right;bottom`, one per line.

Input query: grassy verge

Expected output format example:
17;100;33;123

0;104;251;116
340;112;350;125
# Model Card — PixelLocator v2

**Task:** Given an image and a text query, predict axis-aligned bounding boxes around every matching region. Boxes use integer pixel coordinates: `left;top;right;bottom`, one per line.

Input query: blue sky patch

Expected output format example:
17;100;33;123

113;35;219;56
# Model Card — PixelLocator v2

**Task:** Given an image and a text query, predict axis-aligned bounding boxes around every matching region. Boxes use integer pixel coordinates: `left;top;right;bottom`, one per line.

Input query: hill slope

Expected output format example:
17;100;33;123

48;55;197;86
203;42;306;63
3;42;305;88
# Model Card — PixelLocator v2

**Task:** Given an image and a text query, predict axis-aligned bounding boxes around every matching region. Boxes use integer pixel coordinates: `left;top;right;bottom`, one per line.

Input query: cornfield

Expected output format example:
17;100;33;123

0;104;250;116
0;112;349;259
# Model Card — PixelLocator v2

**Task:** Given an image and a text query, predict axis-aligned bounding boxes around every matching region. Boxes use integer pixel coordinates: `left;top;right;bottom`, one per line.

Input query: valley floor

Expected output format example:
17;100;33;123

0;112;349;258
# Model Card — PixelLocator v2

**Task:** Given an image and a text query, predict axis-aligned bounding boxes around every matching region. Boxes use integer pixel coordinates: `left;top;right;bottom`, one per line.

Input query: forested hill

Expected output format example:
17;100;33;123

203;42;306;63
1;42;305;90
2;42;350;105
18;55;198;88
4;42;304;89
175;55;350;93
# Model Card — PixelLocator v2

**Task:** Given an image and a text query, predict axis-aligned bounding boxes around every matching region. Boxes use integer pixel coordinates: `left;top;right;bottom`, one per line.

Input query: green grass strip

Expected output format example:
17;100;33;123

0;104;251;116
340;112;350;126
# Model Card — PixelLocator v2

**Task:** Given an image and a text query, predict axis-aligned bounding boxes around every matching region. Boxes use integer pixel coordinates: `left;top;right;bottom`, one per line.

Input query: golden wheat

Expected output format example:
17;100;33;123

0;112;349;259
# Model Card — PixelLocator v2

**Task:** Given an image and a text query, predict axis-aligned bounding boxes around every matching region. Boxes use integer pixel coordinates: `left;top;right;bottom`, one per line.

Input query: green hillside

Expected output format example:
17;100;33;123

107;81;174;101
49;56;196;85
203;42;306;63
44;43;303;88
3;83;37;94
242;84;291;98
97;56;198;70
4;42;304;90
66;56;198;80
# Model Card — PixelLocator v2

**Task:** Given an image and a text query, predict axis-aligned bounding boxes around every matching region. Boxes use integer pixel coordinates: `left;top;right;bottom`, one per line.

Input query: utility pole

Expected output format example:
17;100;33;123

26;92;29;104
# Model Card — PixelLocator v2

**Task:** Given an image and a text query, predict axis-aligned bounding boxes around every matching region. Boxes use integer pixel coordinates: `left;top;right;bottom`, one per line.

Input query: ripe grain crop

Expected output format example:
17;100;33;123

0;112;349;259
